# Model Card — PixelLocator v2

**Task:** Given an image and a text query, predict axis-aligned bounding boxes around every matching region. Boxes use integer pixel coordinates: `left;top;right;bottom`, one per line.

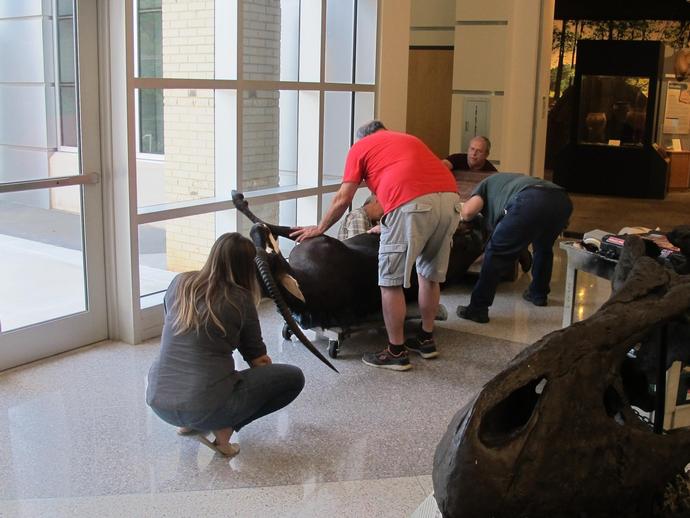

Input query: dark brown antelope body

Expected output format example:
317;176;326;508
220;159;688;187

232;190;484;369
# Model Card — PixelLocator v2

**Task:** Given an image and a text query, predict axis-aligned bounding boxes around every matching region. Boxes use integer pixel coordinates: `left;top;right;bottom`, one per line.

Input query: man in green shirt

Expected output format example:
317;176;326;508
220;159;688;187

457;173;573;323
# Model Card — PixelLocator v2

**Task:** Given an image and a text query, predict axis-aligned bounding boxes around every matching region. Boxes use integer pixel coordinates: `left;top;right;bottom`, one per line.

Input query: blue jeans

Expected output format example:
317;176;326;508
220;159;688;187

151;363;305;432
469;186;572;310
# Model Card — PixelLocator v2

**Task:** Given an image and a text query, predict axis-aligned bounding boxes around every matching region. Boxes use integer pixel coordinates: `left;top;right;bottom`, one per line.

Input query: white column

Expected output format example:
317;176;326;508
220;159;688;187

501;0;550;174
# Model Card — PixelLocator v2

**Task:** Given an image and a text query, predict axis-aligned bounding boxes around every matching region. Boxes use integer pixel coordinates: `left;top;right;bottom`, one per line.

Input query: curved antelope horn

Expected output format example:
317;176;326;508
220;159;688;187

254;248;338;373
231;190;296;240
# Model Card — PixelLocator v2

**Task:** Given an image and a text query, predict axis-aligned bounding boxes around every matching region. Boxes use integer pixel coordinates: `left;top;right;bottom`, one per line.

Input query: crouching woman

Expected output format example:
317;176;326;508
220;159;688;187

146;232;305;457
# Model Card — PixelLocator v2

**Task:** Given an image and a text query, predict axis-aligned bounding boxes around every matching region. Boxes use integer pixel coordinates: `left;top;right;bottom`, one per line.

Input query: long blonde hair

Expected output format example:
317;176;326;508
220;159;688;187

170;233;259;336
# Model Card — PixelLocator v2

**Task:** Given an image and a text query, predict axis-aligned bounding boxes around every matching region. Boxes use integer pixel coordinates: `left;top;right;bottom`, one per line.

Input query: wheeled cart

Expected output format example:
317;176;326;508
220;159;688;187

281;303;448;359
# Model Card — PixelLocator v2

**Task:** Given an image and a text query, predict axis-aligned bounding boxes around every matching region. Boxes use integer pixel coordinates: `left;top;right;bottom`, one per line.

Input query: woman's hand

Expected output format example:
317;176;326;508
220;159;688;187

367;224;381;234
250;354;272;368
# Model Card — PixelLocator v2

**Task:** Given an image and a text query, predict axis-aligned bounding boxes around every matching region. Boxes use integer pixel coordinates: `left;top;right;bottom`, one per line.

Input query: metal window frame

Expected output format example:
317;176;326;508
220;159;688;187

53;0;78;150
124;0;379;322
126;1;377;225
134;1;164;156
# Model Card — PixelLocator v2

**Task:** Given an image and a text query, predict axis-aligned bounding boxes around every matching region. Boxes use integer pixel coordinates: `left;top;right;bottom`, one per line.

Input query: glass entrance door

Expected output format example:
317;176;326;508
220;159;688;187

0;1;107;370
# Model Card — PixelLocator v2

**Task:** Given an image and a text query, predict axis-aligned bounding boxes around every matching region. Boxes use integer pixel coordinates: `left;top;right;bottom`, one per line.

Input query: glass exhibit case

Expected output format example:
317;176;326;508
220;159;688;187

578;75;650;147
554;40;667;199
577;75;649;146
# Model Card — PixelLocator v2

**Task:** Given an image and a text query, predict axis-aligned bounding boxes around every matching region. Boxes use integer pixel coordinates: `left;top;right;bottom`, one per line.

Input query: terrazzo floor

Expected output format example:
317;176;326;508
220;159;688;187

0;240;612;517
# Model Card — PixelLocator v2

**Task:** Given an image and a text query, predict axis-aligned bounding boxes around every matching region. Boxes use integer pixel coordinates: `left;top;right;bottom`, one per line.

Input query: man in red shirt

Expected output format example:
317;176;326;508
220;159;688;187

291;121;460;371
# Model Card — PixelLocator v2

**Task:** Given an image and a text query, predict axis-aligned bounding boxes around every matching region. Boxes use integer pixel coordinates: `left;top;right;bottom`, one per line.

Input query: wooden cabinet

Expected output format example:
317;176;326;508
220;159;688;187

668;150;690;190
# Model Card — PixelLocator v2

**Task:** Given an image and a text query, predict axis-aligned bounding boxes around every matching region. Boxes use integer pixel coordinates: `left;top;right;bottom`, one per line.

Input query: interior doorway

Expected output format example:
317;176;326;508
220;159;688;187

406;47;454;158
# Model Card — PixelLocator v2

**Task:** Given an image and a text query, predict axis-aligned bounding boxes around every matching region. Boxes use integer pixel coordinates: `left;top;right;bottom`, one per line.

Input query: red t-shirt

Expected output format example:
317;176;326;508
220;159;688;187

342;130;457;214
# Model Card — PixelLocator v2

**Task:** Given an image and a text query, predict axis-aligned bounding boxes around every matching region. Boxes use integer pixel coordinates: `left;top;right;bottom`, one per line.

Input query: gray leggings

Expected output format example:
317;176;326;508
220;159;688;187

152;363;305;432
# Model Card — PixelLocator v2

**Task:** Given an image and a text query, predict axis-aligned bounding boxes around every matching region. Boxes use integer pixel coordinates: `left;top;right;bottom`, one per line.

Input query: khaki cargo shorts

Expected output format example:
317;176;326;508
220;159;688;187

378;192;461;288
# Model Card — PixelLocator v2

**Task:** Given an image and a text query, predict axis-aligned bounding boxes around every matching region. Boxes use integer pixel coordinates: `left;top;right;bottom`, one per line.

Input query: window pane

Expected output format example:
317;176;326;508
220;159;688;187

325;0;354;83
297;90;320;186
242;90;298;191
299;0;321;82
279;0;300;81
60;86;78;148
353;91;375;139
138;209;237;298
278;198;297;255
242;1;282;81
135;0;236;79
355;0;377;84
0;186;86;332
135;88;233;209
323;91;374;185
0;17;79;183
243;0;321;82
297;195;318;229
278;90;298;187
323;91;352;185
57;18;75;83
139;0;161;9
235;197;316;238
139;89;163;154
57;0;73;16
138;11;162;78
57;14;77;149
236;199;297;255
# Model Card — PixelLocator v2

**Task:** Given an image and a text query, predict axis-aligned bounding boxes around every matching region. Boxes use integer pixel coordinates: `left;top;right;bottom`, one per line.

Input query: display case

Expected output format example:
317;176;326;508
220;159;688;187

554;41;668;199
578;75;650;147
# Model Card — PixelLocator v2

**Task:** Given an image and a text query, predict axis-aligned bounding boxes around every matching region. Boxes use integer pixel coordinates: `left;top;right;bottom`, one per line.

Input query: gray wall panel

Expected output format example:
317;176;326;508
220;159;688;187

0;85;53;148
0;0;44;19
0;146;50;183
0;18;49;82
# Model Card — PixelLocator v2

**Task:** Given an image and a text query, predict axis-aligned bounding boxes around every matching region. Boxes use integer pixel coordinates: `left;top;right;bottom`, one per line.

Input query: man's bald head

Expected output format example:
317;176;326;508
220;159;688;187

467;136;491;171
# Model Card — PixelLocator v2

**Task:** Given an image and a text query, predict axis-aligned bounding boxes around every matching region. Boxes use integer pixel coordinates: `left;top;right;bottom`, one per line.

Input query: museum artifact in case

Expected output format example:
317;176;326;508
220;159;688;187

578;75;650;147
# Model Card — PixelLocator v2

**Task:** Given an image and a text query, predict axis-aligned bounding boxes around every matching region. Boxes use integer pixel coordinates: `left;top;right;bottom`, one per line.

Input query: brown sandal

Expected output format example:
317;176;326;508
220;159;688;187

196;435;240;457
